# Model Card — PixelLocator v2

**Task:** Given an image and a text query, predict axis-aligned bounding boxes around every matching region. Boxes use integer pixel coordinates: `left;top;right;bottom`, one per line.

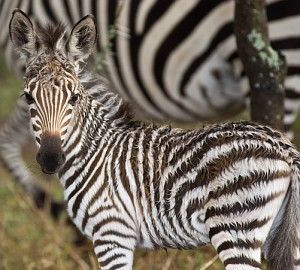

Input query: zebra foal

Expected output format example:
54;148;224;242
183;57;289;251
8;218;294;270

9;9;300;270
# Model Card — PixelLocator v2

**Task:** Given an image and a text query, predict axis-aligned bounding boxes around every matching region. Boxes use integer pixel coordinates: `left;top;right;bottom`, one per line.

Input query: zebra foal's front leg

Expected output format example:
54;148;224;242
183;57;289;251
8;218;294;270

92;231;136;270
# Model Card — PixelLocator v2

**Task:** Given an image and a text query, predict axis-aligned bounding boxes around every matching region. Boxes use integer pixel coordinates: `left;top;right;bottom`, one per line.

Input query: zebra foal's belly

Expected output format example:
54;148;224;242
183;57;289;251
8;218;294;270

134;202;210;250
67;188;211;250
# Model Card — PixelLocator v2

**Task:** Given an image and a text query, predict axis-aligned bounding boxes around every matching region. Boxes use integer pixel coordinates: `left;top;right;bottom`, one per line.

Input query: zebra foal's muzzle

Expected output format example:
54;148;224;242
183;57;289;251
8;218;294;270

36;133;66;174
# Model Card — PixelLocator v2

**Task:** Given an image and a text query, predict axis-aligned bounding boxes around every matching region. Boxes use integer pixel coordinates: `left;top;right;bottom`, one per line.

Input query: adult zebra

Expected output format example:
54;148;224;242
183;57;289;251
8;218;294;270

1;0;300;210
9;9;300;269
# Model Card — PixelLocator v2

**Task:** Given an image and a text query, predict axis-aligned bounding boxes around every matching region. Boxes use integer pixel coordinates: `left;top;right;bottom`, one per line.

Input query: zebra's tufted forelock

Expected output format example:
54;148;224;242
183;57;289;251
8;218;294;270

36;23;67;53
10;10;300;270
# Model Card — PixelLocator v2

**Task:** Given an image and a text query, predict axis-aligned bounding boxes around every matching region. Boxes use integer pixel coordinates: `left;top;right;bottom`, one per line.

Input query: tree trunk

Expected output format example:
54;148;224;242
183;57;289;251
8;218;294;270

234;0;286;131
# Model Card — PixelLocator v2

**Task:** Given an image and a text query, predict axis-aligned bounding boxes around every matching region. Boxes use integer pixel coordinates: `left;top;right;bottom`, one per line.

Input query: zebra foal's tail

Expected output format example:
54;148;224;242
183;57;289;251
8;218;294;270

267;153;300;270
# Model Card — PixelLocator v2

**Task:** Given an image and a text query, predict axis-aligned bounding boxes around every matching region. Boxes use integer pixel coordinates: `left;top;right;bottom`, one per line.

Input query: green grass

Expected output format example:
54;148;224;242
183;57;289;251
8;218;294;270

0;50;298;269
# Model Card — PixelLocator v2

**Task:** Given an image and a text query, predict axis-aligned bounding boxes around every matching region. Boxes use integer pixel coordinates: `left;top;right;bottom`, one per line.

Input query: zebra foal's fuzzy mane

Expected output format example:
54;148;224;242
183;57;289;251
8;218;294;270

36;22;67;53
84;77;136;126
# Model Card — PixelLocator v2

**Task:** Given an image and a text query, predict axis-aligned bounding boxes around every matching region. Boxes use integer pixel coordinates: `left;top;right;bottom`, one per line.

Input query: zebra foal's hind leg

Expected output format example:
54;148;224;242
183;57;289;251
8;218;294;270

0;99;64;217
207;222;264;270
204;175;290;269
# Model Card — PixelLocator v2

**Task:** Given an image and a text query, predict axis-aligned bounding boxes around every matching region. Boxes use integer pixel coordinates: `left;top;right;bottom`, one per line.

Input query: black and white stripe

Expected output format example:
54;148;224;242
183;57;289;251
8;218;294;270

10;10;300;270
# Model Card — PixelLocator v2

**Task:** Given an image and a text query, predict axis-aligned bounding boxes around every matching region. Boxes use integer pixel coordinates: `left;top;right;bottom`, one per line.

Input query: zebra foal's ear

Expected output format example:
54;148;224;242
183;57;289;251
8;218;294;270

66;14;97;62
9;8;36;59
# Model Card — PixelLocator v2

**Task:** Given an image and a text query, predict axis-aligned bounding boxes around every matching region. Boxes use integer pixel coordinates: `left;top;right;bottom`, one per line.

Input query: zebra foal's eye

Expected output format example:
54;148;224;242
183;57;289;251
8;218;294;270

22;92;35;105
69;93;79;105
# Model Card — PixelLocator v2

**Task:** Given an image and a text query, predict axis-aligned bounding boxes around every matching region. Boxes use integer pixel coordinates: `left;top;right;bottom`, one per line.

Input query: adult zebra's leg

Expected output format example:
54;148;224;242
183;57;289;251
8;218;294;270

0;99;38;194
0;99;64;216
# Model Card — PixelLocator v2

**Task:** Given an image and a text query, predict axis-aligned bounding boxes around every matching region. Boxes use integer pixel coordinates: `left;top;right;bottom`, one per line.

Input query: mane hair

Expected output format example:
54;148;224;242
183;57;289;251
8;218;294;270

37;22;67;52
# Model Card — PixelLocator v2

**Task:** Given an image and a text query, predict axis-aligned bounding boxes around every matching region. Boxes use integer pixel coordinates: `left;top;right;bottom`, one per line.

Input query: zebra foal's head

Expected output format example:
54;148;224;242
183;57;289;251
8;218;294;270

9;9;97;174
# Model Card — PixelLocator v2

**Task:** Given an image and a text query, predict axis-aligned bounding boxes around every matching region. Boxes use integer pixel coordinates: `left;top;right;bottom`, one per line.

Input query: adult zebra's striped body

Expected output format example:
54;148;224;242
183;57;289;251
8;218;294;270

1;0;300;213
10;9;300;270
